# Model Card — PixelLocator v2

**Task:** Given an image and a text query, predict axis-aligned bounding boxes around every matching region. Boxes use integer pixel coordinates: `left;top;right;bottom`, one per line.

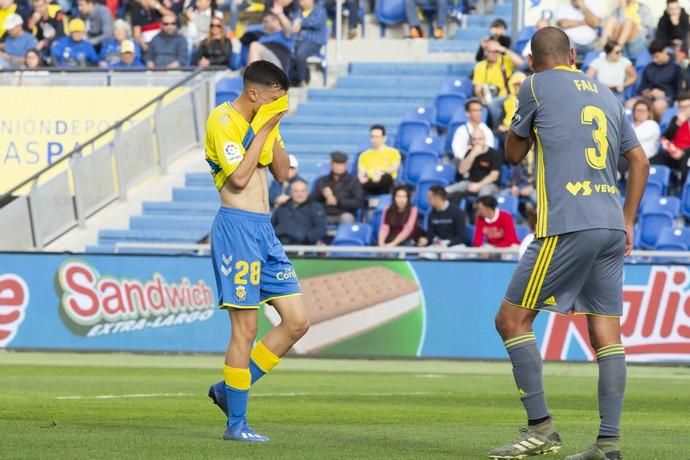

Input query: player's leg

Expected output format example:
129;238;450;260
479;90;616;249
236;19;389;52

566;230;626;460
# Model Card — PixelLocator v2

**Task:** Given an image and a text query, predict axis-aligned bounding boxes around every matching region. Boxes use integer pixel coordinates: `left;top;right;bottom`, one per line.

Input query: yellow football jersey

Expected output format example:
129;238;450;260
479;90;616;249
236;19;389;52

205;102;285;191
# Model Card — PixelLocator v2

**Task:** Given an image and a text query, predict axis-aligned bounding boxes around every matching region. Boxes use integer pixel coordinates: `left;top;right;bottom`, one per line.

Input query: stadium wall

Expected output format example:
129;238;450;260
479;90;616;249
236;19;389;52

1;252;689;363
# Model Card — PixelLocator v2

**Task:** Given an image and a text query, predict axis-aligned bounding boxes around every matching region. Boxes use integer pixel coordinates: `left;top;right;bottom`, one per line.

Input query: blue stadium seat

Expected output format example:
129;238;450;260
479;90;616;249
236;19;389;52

403;151;440;185
435;92;467;128
403;105;436;125
414;177;449;213
516;225;531;241
634;49;653;69
639;213;674;249
648;165;671;195
514;26;535;55
440;78;474;98
215;77;243;106
654;227;690;251
659;106;678;132
681;179;690;218
464;223;475;246
375;0;406;37
641;196;681;219
333;223;373;246
397;110;434;152
581;50;602;73
497;194;519;219
420;163;456;184
368;195;392;243
408;136;444;156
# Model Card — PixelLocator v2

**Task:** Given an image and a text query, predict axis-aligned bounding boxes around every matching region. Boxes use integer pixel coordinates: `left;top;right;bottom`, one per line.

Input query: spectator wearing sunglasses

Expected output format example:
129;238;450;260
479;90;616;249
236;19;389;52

192;12;232;67
586;40;637;102
146;12;189;68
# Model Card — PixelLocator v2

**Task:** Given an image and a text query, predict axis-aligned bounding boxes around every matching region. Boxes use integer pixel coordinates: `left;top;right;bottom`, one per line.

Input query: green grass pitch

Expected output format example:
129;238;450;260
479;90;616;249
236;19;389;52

1;352;688;459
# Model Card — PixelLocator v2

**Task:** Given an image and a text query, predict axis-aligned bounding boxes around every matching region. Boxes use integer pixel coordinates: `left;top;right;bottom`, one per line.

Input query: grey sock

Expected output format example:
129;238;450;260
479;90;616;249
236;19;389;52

596;344;626;438
504;332;550;422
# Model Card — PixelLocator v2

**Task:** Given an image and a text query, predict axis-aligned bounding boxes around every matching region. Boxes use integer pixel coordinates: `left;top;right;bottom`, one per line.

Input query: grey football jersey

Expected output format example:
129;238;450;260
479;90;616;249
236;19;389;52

511;66;640;238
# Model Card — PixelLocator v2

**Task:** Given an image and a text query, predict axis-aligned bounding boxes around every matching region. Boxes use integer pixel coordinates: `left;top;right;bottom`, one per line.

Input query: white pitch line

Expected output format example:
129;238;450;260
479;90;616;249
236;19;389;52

57;391;442;401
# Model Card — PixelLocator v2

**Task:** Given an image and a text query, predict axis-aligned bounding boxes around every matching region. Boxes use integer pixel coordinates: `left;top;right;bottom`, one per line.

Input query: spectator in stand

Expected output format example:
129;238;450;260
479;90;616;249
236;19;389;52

601;0;654;58
77;0;113;49
269;154;304;208
476;18;510;62
496;72;526;148
50;18;99;67
586;40;637;102
378;185;420;247
271;179;327;245
472;195;519;249
656;0;689;59
637;39;682;121
357;124;401;196
99;19;142;67
406;0;445;39
130;0;174;51
27;0;65;57
289;0;327;87
651;92;690;183
452;98;495;160
183;0;215;48
418;185;467;250
191;13;232;67
554;0;602;55
247;10;293;72
521;18;549;59
109;39;145;67
0;0;30;40
0;14;36;69
473;38;521;126
24;48;43;68
310;151;364;224
631;98;660;159
146;13;188;68
447;127;501;200
324;0;359;40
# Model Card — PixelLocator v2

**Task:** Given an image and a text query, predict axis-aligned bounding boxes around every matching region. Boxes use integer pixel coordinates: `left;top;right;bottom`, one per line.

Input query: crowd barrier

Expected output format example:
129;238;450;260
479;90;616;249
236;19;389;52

1;251;689;363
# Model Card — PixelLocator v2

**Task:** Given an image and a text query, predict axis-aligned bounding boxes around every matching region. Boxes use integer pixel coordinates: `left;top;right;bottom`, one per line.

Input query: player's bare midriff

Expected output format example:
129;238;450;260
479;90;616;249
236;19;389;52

220;166;270;213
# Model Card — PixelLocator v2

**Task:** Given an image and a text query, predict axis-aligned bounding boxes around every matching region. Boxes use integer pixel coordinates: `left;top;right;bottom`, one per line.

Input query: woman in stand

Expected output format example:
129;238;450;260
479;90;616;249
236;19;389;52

378;185;420;248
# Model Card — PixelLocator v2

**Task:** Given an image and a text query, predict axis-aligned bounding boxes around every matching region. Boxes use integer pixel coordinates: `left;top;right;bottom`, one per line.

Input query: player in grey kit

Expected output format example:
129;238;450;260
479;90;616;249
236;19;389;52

487;27;649;460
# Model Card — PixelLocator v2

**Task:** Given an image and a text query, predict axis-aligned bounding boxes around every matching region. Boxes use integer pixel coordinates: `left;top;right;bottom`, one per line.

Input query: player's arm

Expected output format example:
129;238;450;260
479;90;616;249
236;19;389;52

505;75;538;165
227;113;284;190
269;137;290;182
622;146;649;255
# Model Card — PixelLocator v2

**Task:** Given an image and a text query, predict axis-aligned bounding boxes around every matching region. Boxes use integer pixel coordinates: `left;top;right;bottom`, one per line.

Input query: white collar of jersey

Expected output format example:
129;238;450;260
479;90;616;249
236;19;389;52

484;209;500;224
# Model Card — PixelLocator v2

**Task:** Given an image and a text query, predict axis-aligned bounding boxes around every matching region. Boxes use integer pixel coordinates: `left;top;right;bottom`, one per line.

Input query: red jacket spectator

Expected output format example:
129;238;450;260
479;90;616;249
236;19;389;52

473;195;519;248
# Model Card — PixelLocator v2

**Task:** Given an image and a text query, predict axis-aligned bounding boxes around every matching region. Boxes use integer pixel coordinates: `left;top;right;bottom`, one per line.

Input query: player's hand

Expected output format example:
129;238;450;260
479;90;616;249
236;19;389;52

624;223;633;256
259;112;285;136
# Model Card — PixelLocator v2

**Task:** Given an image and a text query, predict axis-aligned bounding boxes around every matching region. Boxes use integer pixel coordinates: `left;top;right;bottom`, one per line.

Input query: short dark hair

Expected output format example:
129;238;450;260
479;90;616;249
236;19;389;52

428;185;447;199
370;124;386;136
649;39;667;55
668;0;679;5
490;18;507;29
291;178;308;188
530;27;571;67
465;97;483;111
604;40;619;55
243;60;289;90
476;195;497;209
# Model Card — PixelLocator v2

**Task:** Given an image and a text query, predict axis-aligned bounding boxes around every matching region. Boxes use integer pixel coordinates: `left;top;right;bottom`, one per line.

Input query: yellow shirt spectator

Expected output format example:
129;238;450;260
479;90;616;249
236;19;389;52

501;72;526;130
358;146;401;180
473;54;513;98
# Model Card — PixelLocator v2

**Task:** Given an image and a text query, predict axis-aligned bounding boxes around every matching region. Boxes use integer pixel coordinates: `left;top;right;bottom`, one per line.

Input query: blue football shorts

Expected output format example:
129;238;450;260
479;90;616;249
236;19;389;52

211;207;301;309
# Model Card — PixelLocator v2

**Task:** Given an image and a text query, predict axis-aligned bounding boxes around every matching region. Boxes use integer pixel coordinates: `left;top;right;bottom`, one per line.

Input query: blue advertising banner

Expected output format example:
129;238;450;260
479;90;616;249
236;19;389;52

1;253;689;362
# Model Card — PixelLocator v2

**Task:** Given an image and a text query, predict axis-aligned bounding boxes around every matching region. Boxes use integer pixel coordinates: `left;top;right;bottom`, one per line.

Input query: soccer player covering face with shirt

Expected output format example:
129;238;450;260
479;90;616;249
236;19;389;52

488;28;649;460
204;61;310;443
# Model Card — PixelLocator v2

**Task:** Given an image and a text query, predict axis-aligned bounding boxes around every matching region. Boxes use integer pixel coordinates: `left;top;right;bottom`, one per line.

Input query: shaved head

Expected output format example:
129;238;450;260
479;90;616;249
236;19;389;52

530;26;574;71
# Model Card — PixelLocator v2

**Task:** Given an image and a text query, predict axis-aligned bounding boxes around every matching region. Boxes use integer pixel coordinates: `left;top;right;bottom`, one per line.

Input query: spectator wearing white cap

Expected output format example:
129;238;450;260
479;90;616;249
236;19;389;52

269;154;305;208
99;19;142;68
109;39;145;68
0;14;36;69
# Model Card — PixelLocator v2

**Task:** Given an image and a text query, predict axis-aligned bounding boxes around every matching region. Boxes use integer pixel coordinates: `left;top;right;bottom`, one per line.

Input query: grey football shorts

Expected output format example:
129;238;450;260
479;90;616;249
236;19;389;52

504;228;626;317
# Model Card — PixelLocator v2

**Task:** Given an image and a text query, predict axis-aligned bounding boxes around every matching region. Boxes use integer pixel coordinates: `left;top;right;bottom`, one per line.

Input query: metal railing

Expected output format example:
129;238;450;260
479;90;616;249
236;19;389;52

108;242;690;263
0;69;215;250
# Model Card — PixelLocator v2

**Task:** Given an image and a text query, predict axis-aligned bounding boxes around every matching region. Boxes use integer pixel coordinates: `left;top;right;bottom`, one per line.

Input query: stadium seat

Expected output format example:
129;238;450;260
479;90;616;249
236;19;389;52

639;212;674;249
408;136;444;156
419;163;456;184
681;179;690;218
659;105;678;132
397;108;434;152
333;223;373;246
497;194;519;219
445;111;469;154
435;92;467;128
368;195;392;243
464;223;475;246
654;227;690;251
641;196;681;219
581;50;602;73
515;225;531;241
375;0;406;37
403;151;440;185
439;78;474;98
215;77;243;106
647;165;671;195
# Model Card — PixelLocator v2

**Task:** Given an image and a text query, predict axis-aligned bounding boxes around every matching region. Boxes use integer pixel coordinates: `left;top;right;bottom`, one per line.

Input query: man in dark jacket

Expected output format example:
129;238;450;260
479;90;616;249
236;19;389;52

656;0;689;57
418;185;467;248
272;179;327;245
310;151;364;224
638;39;682;120
146;13;188;68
